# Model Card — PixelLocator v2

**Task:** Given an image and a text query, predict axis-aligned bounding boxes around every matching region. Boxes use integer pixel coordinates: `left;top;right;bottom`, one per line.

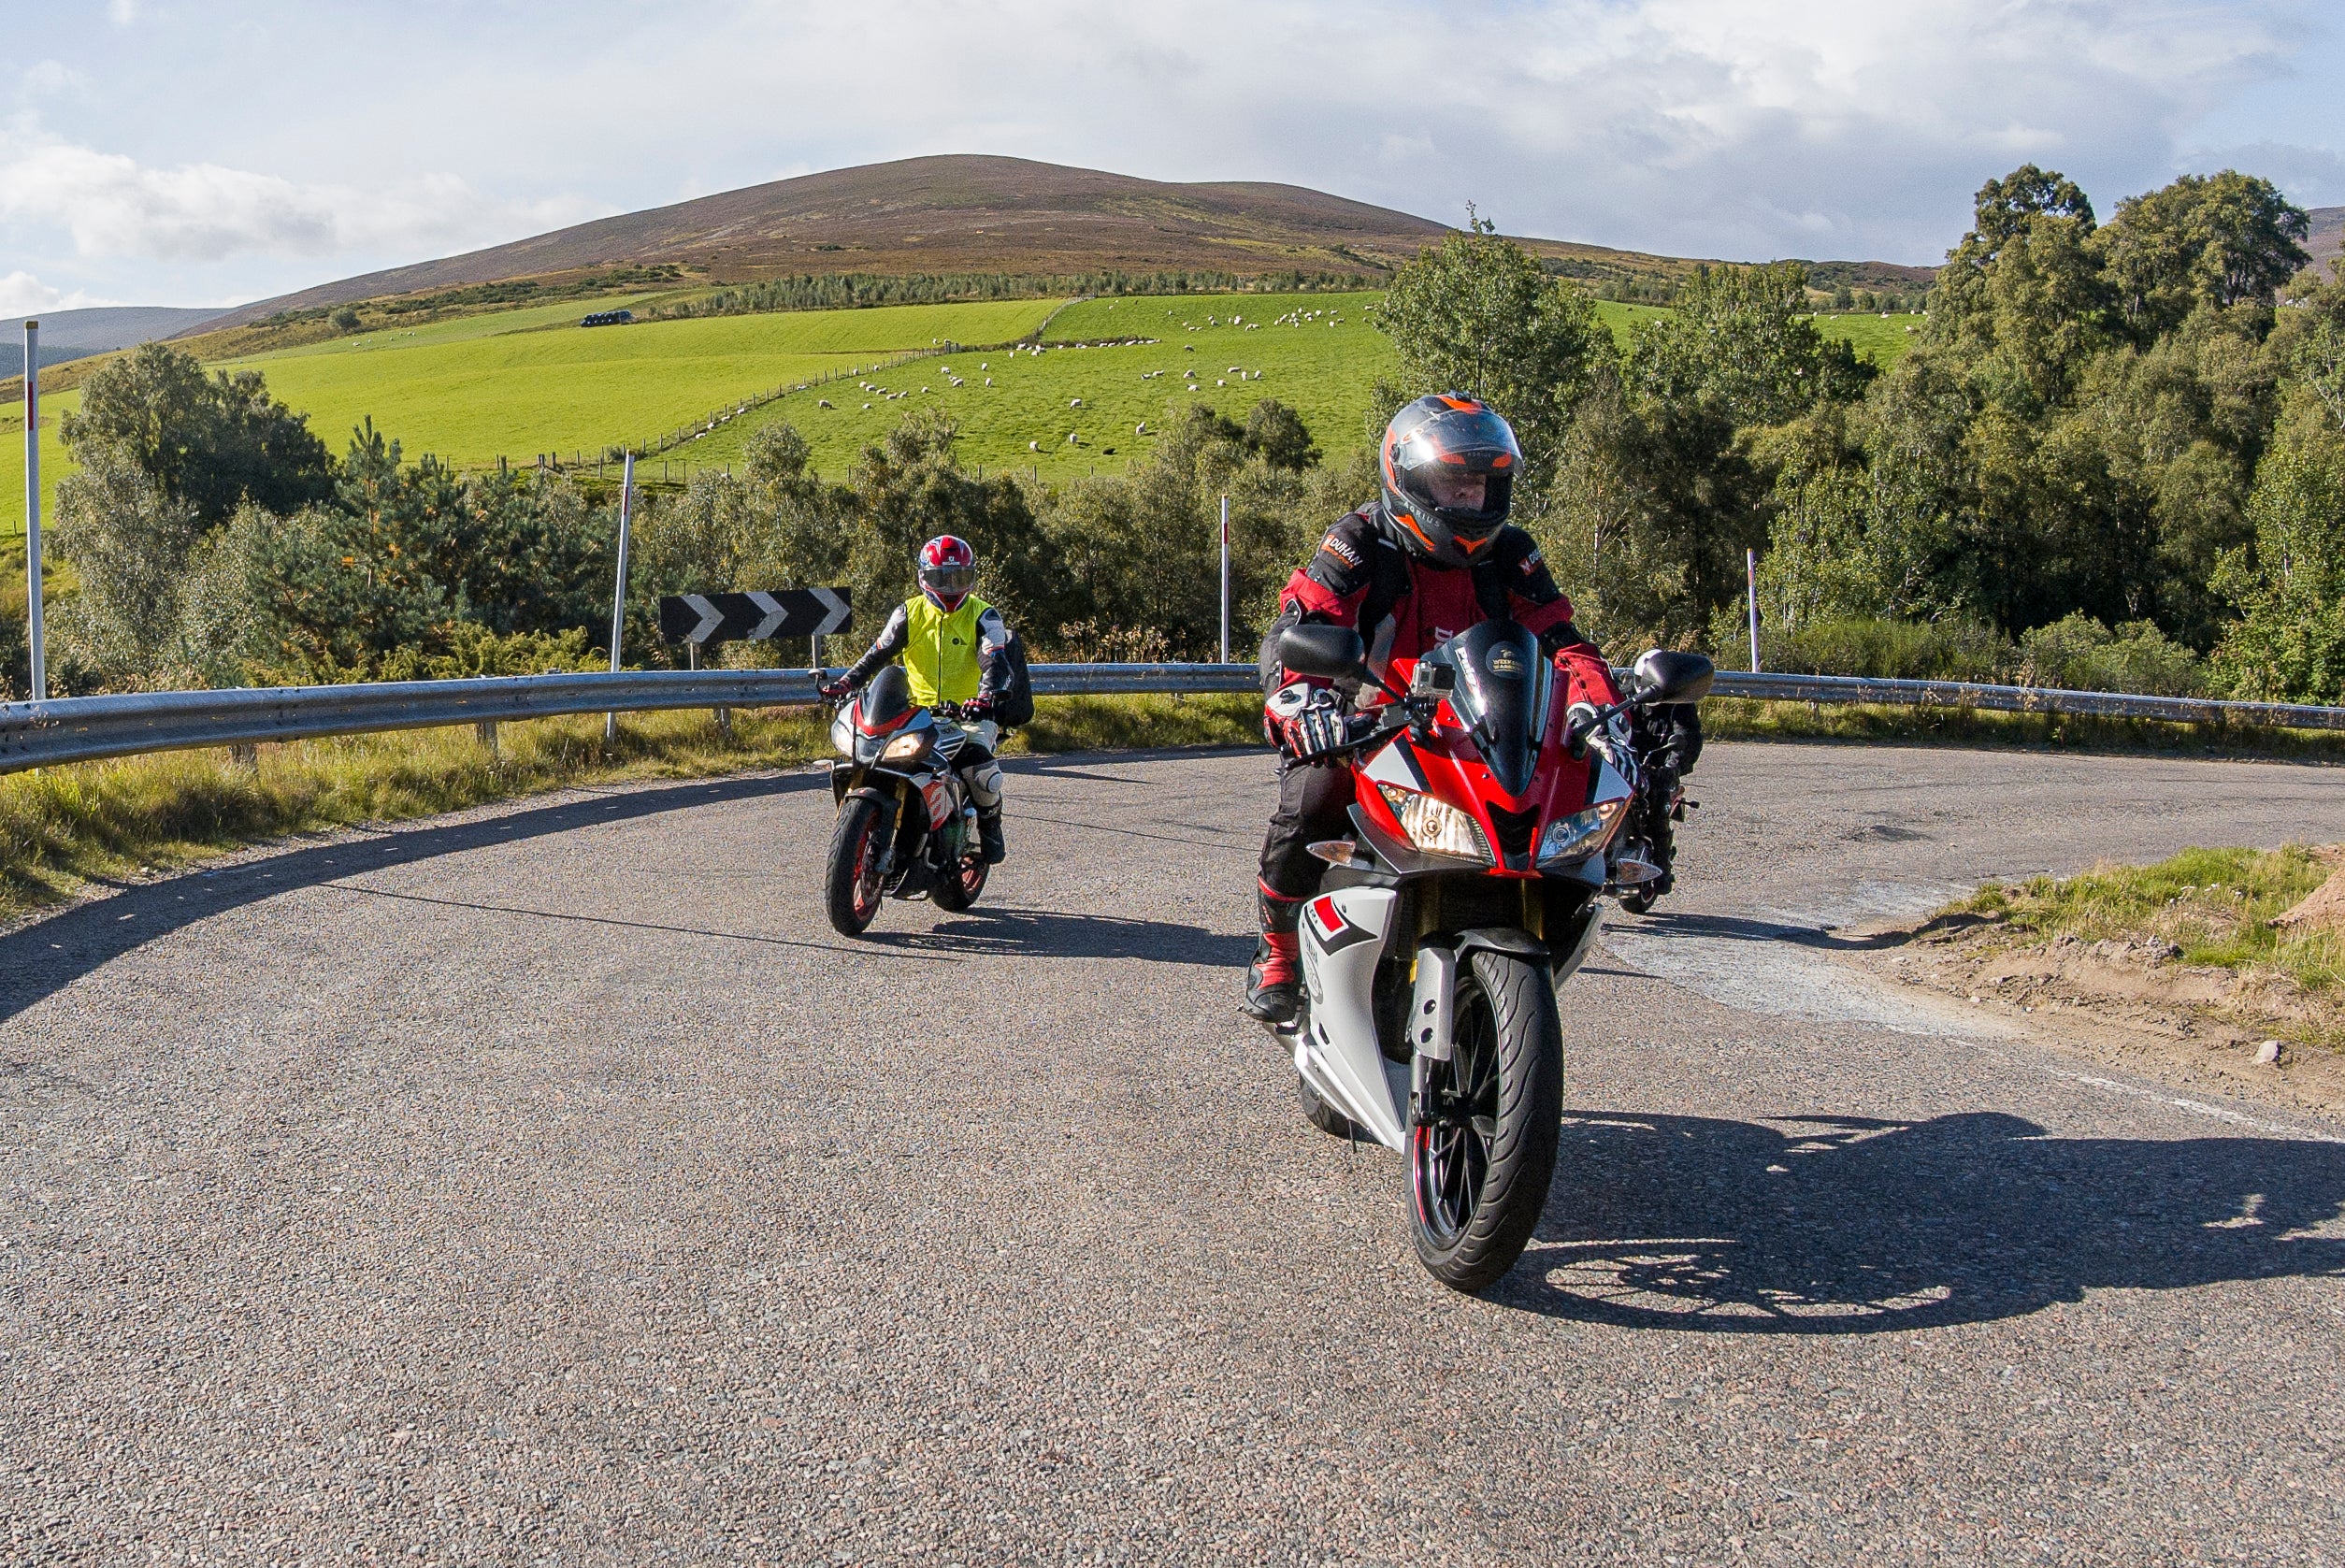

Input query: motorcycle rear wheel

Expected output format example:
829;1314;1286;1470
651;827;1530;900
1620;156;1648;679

824;797;889;936
929;851;988;911
1407;948;1563;1292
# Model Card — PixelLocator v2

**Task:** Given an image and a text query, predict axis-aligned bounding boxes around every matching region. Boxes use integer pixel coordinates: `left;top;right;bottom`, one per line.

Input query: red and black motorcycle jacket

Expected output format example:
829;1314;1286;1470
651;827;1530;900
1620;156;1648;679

1264;504;1617;706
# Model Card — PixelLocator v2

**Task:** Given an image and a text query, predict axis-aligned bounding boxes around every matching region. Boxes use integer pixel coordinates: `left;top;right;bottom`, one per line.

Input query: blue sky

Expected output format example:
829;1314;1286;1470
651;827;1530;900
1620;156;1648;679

5;0;2340;310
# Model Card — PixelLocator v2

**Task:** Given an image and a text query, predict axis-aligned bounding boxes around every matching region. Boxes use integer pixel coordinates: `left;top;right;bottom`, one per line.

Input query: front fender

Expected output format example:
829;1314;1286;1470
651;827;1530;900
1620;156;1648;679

1454;926;1550;963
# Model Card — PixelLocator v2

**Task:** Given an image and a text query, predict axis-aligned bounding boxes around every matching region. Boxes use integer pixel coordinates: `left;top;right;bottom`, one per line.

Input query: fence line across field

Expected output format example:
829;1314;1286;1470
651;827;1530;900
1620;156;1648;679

4;666;2343;778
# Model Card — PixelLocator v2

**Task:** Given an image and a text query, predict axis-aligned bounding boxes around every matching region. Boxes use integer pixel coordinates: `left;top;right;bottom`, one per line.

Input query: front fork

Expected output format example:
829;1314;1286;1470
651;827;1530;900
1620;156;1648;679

1405;943;1457;1129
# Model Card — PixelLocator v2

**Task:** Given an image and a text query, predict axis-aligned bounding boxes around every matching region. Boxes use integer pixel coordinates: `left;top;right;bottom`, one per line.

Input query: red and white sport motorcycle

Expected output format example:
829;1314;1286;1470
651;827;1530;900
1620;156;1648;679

1272;621;1714;1291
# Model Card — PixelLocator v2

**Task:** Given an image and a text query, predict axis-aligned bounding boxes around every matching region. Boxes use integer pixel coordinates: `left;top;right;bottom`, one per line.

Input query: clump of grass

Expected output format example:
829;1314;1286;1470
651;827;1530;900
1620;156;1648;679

1955;845;2342;1045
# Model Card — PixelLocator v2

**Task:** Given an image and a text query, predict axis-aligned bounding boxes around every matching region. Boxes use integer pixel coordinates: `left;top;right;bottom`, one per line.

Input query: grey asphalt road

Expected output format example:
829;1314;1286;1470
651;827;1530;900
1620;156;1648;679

4;740;2343;1566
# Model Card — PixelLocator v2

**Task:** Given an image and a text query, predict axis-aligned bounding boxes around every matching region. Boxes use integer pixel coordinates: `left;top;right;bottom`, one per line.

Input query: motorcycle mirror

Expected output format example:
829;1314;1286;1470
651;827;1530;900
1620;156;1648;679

1278;624;1370;683
1631;649;1716;706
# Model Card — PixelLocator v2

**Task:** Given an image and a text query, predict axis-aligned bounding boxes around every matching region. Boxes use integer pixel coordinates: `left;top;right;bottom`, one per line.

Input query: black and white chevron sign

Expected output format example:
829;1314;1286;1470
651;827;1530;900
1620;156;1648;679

657;588;852;646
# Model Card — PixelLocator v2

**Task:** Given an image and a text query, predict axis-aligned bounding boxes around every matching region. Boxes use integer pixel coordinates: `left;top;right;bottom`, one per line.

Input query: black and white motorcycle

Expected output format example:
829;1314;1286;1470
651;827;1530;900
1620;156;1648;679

821;666;989;935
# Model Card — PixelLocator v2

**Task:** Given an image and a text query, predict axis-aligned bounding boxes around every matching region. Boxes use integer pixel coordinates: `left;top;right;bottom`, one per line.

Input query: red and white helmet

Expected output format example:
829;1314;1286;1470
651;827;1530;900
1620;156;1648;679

918;535;977;611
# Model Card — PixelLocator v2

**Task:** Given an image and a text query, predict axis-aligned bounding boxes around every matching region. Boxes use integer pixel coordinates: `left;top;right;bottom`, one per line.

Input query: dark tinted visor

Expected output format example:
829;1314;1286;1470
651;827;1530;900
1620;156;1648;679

921;564;976;597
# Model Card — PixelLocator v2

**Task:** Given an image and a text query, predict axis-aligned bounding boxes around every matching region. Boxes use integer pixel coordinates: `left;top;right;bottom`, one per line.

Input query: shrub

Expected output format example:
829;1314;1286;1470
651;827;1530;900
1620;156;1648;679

1717;612;2016;682
2018;612;2205;695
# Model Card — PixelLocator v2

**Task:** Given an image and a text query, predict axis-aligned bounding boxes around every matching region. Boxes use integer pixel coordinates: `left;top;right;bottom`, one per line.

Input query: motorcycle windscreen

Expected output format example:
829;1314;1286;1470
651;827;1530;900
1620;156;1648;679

1440;620;1543;798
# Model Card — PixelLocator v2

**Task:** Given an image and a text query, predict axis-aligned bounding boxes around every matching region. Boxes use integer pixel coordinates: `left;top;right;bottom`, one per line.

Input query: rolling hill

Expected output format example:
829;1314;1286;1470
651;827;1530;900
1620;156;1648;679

203;154;1935;333
2;305;230;381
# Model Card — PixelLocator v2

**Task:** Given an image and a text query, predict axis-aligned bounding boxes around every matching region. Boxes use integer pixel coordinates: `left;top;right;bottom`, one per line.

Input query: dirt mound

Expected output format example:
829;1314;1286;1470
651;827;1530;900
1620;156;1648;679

2271;851;2345;932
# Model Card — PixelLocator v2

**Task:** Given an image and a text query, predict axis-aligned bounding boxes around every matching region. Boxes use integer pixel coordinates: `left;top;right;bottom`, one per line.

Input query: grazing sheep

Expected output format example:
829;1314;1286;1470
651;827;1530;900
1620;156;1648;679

985;378;994;385
863;402;872;410
980;362;988;369
1070;397;1083;408
1135;422;1147;435
817;399;832;409
1068;433;1081;444
1216;380;1226;387
1029;440;1040;452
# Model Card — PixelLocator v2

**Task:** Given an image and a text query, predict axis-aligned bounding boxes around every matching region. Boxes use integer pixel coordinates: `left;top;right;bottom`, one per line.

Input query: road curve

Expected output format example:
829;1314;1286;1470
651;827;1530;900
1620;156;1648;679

4;741;2342;1564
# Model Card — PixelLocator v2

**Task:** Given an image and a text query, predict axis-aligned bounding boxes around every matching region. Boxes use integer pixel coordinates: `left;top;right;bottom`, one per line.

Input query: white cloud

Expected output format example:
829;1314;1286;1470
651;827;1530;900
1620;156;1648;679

0;269;115;313
18;60;90;100
0;122;600;265
108;0;137;25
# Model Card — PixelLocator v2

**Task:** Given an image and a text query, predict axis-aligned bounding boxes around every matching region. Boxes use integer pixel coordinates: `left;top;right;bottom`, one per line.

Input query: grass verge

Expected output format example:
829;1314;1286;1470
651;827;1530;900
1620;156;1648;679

0;695;1267;924
1699;696;2345;763
1949;846;2341;1048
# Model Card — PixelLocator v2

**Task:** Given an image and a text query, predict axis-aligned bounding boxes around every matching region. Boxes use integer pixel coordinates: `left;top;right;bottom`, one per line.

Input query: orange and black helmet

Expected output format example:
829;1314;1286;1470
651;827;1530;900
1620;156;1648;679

1376;394;1521;567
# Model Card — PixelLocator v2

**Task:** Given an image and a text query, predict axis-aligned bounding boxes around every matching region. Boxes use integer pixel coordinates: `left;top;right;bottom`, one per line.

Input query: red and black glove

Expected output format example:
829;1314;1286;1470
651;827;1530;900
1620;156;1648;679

960;695;994;721
818;677;852;702
1265;683;1355;763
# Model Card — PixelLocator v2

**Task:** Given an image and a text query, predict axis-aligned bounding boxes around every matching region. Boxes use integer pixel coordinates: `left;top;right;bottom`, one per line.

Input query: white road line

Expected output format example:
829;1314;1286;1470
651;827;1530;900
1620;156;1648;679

2050;1070;2345;1144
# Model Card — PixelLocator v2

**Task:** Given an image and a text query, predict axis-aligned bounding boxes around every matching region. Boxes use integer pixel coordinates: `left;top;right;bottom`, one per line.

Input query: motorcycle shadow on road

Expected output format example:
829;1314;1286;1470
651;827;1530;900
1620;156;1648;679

1496;1110;2345;1333
0;772;824;1029
864;905;1254;965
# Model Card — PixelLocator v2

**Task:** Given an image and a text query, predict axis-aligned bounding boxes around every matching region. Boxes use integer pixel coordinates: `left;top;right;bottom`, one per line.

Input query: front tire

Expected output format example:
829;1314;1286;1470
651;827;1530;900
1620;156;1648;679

1407;948;1563;1292
825;796;888;936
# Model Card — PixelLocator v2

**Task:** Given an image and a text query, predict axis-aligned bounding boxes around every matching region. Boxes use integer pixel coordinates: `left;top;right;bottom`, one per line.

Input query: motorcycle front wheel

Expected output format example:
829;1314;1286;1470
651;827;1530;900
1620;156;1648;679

824;796;889;936
1407;948;1563;1292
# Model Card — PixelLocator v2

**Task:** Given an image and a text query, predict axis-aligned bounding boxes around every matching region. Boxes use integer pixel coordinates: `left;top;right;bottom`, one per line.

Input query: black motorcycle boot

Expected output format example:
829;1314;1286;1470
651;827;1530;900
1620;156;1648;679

977;808;1006;865
1241;889;1303;1025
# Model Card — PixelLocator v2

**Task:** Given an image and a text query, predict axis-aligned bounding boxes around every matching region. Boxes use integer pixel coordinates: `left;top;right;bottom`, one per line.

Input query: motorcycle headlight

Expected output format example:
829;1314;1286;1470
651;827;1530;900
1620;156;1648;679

828;712;853;754
1377;784;1491;863
1537;798;1629;868
880;732;928;763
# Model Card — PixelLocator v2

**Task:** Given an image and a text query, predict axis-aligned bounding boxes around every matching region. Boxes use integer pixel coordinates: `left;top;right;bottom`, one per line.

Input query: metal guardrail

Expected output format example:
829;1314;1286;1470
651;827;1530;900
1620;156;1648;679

1706;670;2345;731
2;664;2340;777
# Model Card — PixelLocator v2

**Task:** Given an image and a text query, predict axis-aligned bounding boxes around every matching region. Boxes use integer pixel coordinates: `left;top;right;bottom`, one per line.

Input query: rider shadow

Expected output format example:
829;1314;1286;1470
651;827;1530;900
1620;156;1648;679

865;906;1254;965
1491;1110;2345;1333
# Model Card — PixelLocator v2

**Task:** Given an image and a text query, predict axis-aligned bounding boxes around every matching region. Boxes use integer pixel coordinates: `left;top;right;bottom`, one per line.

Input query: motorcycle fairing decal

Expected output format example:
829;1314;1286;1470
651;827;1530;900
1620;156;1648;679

1306;895;1379;955
1359;733;1428;795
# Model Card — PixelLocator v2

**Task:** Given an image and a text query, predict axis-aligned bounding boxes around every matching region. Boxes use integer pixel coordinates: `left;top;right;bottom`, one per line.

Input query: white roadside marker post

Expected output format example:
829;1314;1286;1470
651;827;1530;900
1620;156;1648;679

1219;495;1231;666
23;319;45;701
1747;548;1762;674
606;453;635;743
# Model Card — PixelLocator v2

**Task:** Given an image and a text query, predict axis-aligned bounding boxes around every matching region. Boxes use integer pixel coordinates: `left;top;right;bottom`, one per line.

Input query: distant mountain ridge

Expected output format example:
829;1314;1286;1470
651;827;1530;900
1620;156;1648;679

2309;206;2343;268
202;154;1935;332
4;305;230;380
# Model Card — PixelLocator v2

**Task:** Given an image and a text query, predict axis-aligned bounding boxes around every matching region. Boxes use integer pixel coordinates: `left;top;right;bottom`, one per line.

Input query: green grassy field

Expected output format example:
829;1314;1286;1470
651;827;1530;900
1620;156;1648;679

679;291;1400;481
1818;311;1927;366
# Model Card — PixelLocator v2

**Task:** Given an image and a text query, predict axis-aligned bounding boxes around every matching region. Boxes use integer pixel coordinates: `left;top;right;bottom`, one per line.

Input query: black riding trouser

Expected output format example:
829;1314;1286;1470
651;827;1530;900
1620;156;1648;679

1258;760;1357;903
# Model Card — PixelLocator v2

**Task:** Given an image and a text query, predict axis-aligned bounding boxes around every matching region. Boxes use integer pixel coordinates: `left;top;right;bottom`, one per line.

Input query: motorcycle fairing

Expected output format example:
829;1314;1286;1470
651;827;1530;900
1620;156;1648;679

1298;886;1409;1150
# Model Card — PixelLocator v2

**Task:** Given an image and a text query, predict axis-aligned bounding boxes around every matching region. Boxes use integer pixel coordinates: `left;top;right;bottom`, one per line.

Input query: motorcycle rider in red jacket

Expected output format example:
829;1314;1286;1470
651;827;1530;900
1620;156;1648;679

1244;394;1627;1024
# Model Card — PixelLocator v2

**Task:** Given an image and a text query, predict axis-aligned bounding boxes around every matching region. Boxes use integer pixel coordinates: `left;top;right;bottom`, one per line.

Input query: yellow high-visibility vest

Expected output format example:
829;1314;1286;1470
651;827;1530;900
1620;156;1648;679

902;593;991;706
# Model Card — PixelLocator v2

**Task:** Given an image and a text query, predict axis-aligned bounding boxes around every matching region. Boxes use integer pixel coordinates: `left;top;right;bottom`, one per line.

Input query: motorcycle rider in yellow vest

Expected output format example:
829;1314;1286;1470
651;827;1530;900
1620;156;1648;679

821;535;1012;864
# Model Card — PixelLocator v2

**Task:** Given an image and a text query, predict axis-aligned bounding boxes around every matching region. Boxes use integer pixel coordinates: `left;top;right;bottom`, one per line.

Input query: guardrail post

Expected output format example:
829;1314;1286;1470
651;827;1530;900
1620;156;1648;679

475;720;498;755
228;742;258;769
